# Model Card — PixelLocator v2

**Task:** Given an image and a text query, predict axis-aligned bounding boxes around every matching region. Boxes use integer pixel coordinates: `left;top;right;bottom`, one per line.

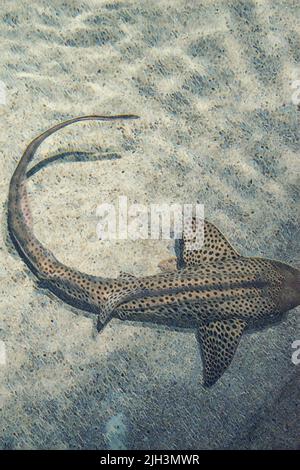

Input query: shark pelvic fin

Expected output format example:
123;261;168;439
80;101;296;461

196;318;246;387
97;279;142;329
158;257;178;272
175;219;240;268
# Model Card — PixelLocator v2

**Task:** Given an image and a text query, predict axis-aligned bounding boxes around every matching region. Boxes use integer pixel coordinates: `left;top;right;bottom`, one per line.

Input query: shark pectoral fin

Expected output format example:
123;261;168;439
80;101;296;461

196;319;246;387
175;219;240;267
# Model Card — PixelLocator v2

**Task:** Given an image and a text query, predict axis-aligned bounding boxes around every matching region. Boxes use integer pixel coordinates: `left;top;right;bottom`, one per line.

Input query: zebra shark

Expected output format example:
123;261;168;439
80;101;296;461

7;115;300;386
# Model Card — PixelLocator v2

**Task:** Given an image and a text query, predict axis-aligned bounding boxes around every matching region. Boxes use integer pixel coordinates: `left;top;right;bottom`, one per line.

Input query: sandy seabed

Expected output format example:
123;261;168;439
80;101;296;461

0;0;299;449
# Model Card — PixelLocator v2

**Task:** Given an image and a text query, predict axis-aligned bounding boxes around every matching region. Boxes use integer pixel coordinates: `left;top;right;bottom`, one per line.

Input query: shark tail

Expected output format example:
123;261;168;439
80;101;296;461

7;114;139;278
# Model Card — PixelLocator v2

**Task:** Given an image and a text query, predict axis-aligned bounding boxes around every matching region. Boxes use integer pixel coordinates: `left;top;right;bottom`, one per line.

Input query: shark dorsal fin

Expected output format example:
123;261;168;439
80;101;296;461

119;271;137;281
176;219;240;267
196;319;246;387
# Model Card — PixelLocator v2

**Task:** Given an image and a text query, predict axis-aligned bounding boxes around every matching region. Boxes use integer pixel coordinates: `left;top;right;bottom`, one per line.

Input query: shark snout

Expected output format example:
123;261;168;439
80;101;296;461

277;262;300;312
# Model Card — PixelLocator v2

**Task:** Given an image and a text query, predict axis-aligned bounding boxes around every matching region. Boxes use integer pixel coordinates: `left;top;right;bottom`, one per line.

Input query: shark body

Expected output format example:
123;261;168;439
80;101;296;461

7;115;300;386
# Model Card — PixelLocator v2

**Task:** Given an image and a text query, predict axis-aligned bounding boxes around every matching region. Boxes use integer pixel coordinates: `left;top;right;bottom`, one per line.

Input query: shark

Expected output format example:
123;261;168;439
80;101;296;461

7;114;300;386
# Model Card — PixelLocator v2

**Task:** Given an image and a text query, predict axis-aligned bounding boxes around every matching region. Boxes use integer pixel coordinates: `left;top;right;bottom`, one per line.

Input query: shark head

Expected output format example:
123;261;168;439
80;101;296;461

274;261;300;313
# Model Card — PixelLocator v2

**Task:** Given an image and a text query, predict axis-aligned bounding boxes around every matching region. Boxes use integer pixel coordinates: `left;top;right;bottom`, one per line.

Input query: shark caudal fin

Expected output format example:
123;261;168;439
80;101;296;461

196;319;246;387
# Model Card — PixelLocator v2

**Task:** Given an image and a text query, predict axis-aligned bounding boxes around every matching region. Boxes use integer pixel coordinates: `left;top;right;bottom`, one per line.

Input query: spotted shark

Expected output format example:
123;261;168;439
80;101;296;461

7;115;300;386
